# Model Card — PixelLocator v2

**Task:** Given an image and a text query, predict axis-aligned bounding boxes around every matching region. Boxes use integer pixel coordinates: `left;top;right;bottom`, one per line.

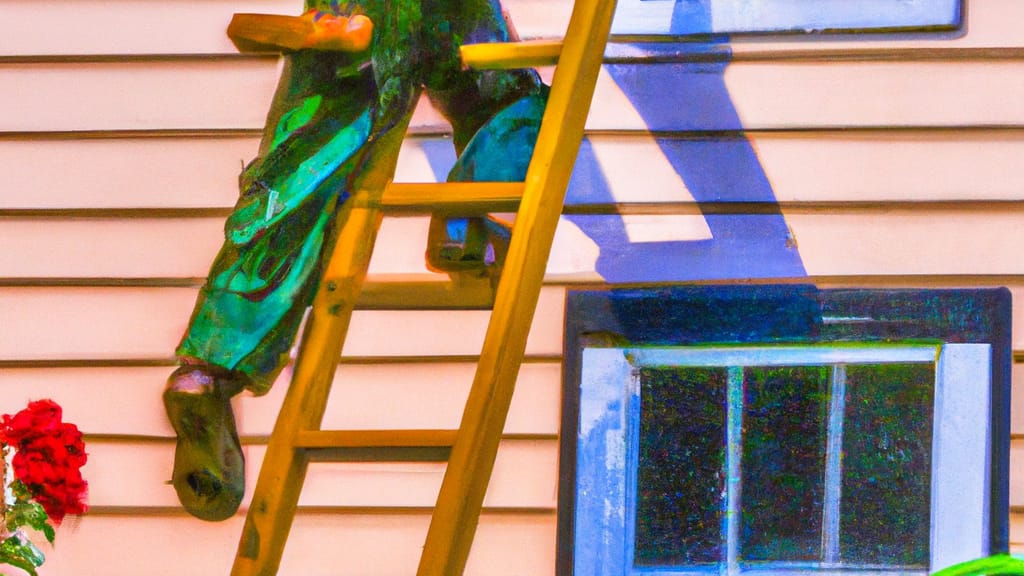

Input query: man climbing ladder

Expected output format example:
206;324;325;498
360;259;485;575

163;0;549;522
164;0;618;571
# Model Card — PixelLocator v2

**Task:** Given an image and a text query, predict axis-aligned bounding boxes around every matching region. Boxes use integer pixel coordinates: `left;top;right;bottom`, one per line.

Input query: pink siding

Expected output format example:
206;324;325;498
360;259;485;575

1;0;1022;572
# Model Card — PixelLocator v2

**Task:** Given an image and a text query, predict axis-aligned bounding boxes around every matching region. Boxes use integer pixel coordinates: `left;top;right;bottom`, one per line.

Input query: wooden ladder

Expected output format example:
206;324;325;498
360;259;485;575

229;0;618;573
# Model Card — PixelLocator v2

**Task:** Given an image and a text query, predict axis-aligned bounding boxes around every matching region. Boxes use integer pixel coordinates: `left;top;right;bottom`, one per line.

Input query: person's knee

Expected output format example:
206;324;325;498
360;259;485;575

448;89;549;183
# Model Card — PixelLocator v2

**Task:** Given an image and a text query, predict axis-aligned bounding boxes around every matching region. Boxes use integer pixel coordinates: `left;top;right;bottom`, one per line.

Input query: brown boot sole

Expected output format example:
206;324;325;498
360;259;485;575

164;371;245;522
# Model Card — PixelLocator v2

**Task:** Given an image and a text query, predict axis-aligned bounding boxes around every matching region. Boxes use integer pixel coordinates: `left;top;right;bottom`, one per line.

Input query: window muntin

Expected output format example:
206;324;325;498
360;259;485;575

573;344;990;575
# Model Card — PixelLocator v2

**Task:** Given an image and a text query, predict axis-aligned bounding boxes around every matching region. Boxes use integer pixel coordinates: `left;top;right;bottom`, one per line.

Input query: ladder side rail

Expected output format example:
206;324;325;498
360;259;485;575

231;96;416;576
231;199;385;576
416;0;619;573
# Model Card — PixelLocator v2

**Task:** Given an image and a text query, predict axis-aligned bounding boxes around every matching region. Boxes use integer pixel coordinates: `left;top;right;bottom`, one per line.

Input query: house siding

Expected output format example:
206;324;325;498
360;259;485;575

1;0;1022;573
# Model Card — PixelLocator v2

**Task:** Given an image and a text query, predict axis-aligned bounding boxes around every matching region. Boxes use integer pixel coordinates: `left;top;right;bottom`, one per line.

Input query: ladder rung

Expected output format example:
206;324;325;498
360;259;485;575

296;429;457;448
227;13;312;53
460;40;563;69
296;430;458;462
305;446;452;462
358;278;495;310
382;182;523;213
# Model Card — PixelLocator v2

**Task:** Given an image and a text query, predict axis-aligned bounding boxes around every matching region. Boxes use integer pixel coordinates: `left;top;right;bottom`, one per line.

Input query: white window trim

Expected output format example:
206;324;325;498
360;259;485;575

573;343;991;576
931;344;992;570
610;0;962;36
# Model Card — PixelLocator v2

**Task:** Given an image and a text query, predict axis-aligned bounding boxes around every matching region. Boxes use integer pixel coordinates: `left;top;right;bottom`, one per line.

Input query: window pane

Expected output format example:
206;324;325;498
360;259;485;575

636;367;727;566
841;363;934;567
612;0;962;35
741;366;829;562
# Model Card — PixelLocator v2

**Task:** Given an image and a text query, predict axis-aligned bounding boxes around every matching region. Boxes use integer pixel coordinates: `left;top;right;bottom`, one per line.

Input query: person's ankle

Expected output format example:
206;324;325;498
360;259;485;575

166;362;247;397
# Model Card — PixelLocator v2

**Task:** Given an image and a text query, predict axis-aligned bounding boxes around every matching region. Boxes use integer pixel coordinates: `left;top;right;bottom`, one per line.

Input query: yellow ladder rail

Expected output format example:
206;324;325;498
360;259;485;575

232;197;386;576
229;0;618;573
417;0;618;573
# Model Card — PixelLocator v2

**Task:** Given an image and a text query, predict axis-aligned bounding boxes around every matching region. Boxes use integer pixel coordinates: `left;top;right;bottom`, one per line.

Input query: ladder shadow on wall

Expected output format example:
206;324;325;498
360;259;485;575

413;31;806;283
562;43;807;283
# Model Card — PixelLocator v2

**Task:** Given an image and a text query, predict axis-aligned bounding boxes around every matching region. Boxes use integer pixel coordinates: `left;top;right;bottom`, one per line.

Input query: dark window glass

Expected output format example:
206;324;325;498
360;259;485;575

841;363;934;567
635;367;727;566
741;366;829;562
632;361;936;569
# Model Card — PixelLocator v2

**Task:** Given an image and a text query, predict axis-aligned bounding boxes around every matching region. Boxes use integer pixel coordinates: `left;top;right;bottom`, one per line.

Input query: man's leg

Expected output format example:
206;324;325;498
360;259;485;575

422;0;548;277
425;90;548;280
165;51;380;521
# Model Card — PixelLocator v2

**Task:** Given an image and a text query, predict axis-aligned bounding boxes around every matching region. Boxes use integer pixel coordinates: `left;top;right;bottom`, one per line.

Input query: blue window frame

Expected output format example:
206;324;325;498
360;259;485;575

611;0;963;36
558;286;1011;575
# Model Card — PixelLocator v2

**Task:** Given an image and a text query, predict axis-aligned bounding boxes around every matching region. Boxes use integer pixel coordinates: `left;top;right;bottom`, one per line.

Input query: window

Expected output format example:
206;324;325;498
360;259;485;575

610;0;963;36
559;286;1010;575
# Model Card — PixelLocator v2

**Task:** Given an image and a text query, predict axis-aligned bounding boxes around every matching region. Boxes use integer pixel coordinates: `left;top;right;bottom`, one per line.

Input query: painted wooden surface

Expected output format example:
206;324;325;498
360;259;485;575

5;132;1024;210
4;284;1024;357
72;439;557;510
4;211;1024;281
0;287;567;360
2;0;1024;572
1;0;1020;56
5;61;1024;132
0;363;562;438
38;514;556;575
609;0;962;36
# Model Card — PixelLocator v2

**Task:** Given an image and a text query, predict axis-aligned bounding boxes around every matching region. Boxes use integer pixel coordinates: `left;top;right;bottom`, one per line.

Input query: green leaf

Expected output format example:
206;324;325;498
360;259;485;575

6;482;54;543
0;533;44;576
932;554;1024;576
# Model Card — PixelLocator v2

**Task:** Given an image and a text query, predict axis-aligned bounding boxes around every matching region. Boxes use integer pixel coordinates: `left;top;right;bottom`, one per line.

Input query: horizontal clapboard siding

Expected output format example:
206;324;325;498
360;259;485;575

3;283;1022;358
39;514;555;576
4;131;1024;210
3;210;1024;280
4;60;1024;132
0;362;561;438
0;286;567;360
3;0;1024;570
0;0;1020;57
0;135;259;209
239;362;562;436
80;439;557;509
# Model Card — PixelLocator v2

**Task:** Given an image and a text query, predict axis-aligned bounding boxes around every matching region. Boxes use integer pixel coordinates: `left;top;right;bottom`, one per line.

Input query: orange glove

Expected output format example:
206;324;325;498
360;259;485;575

300;10;373;52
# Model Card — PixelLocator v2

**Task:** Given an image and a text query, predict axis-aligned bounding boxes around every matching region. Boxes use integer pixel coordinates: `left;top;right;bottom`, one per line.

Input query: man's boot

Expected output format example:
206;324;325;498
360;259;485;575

426;215;512;286
163;363;248;521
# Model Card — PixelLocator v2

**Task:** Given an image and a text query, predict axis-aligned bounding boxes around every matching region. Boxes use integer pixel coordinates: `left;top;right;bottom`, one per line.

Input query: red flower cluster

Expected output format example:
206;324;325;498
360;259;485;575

0;400;88;525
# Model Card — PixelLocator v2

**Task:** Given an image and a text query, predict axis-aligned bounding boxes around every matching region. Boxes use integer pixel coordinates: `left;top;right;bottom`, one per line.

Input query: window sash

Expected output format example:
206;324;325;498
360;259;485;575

610;0;962;36
931;344;992;570
627;345;938;368
573;344;990;576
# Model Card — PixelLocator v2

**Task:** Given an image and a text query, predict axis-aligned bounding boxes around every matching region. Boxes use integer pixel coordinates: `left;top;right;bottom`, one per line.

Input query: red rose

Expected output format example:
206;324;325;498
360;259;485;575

1;400;88;525
0;400;62;444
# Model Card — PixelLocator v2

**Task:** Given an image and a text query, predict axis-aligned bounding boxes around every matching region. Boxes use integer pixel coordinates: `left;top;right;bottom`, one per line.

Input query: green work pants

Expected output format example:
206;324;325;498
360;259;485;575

176;0;547;393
